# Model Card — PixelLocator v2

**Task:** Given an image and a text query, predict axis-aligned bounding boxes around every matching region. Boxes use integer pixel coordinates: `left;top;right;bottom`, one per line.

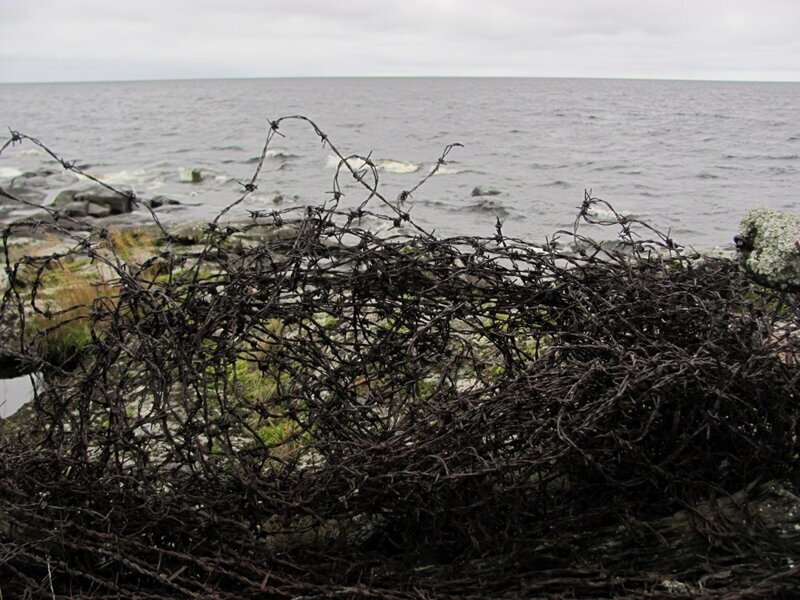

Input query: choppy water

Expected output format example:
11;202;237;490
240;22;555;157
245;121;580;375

1;77;799;248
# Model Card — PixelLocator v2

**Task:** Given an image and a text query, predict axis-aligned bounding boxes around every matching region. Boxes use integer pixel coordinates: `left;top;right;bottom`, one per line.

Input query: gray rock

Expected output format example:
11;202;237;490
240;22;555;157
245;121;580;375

92;212;153;228
60;201;89;218
471;186;502;197
735;207;800;289
145;195;181;209
75;189;132;215
51;189;81;206
168;222;211;245
86;202;112;218
4;168;77;206
1;183;47;205
179;168;203;183
53;187;133;215
9;211;90;232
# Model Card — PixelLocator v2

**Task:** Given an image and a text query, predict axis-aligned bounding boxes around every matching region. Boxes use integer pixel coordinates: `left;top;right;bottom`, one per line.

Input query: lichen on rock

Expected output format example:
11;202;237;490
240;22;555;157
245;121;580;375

735;207;800;290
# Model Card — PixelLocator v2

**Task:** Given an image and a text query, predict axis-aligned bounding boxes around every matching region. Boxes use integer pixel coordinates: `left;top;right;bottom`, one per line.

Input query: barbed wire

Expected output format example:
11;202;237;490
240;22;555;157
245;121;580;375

0;117;798;598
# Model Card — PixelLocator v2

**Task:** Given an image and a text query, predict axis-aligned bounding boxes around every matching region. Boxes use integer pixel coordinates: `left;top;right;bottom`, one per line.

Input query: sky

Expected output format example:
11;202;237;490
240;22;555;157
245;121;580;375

1;0;799;83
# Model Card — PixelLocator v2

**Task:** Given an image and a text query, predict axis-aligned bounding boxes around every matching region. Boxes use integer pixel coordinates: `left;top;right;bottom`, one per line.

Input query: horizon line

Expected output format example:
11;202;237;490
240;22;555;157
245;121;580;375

1;74;799;85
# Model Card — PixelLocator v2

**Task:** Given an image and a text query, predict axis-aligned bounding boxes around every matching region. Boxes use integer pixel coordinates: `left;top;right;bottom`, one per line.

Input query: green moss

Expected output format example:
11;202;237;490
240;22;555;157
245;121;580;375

486;364;506;379
738;207;800;289
520;336;545;357
416;378;439;399
257;419;297;446
60;257;94;273
318;314;340;329
228;358;279;403
29;316;96;367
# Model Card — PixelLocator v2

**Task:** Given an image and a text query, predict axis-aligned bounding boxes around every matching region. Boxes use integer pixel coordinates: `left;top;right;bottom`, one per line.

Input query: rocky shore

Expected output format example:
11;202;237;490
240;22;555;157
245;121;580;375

1;166;188;230
1;163;799;598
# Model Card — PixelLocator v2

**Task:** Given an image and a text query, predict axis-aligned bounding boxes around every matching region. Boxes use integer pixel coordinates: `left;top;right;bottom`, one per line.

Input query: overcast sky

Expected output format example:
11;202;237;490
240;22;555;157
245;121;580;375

1;0;799;83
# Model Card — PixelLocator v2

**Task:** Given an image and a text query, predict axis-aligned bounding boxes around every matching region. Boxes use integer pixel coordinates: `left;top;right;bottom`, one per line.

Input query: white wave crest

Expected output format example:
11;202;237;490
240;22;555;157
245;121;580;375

0;167;25;180
435;165;463;175
266;150;299;161
376;159;419;174
325;155;420;174
585;206;627;222
76;168;165;188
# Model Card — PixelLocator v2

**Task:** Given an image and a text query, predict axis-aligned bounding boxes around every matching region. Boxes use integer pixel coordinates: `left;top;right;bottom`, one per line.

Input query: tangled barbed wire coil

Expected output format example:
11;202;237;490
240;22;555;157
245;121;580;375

0;117;798;598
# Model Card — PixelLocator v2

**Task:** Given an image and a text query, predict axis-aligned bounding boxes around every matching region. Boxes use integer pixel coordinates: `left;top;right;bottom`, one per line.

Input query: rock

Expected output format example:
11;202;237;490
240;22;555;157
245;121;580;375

86;202;112;218
1;183;47;205
165;222;212;245
144;195;181;209
60;201;89;218
179;168;203;183
75;189;132;215
3;168;77;206
53;187;133;215
10;211;90;232
92;212;154;228
471;186;502;197
52;189;80;206
735;207;800;290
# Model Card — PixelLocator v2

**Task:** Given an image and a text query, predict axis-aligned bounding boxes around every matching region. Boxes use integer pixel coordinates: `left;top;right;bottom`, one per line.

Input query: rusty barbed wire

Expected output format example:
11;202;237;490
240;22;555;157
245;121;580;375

0;118;798;598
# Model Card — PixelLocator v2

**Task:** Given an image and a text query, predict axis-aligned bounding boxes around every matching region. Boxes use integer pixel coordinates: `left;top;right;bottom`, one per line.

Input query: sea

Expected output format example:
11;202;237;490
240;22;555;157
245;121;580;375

0;77;799;418
1;77;798;250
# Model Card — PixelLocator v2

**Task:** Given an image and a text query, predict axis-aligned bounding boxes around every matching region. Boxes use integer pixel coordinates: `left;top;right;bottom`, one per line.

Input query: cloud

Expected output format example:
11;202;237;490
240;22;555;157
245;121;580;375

1;0;798;81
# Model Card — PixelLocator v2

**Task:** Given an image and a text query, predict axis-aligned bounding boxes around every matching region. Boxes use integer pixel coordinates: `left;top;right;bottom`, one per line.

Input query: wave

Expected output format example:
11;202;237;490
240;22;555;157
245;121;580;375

72;168;174;189
248;191;298;205
0;167;25;180
463;198;510;217
544;180;571;188
373;158;421;174
79;169;160;186
724;153;799;160
435;165;464;175
325;155;420;174
584;206;630;222
768;166;797;175
592;164;628;172
266;150;300;161
417;199;449;208
696;172;720;180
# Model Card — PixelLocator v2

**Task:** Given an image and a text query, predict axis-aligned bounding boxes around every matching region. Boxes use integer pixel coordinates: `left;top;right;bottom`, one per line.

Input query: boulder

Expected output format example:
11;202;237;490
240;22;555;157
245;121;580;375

53;187;133;215
2;182;47;205
144;195;181;209
735;207;800;290
60;201;89;218
471;186;502;197
167;222;210;245
179;168;203;183
52;189;80;206
86;202;112;218
75;189;133;215
3;168;77;206
11;211;89;232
